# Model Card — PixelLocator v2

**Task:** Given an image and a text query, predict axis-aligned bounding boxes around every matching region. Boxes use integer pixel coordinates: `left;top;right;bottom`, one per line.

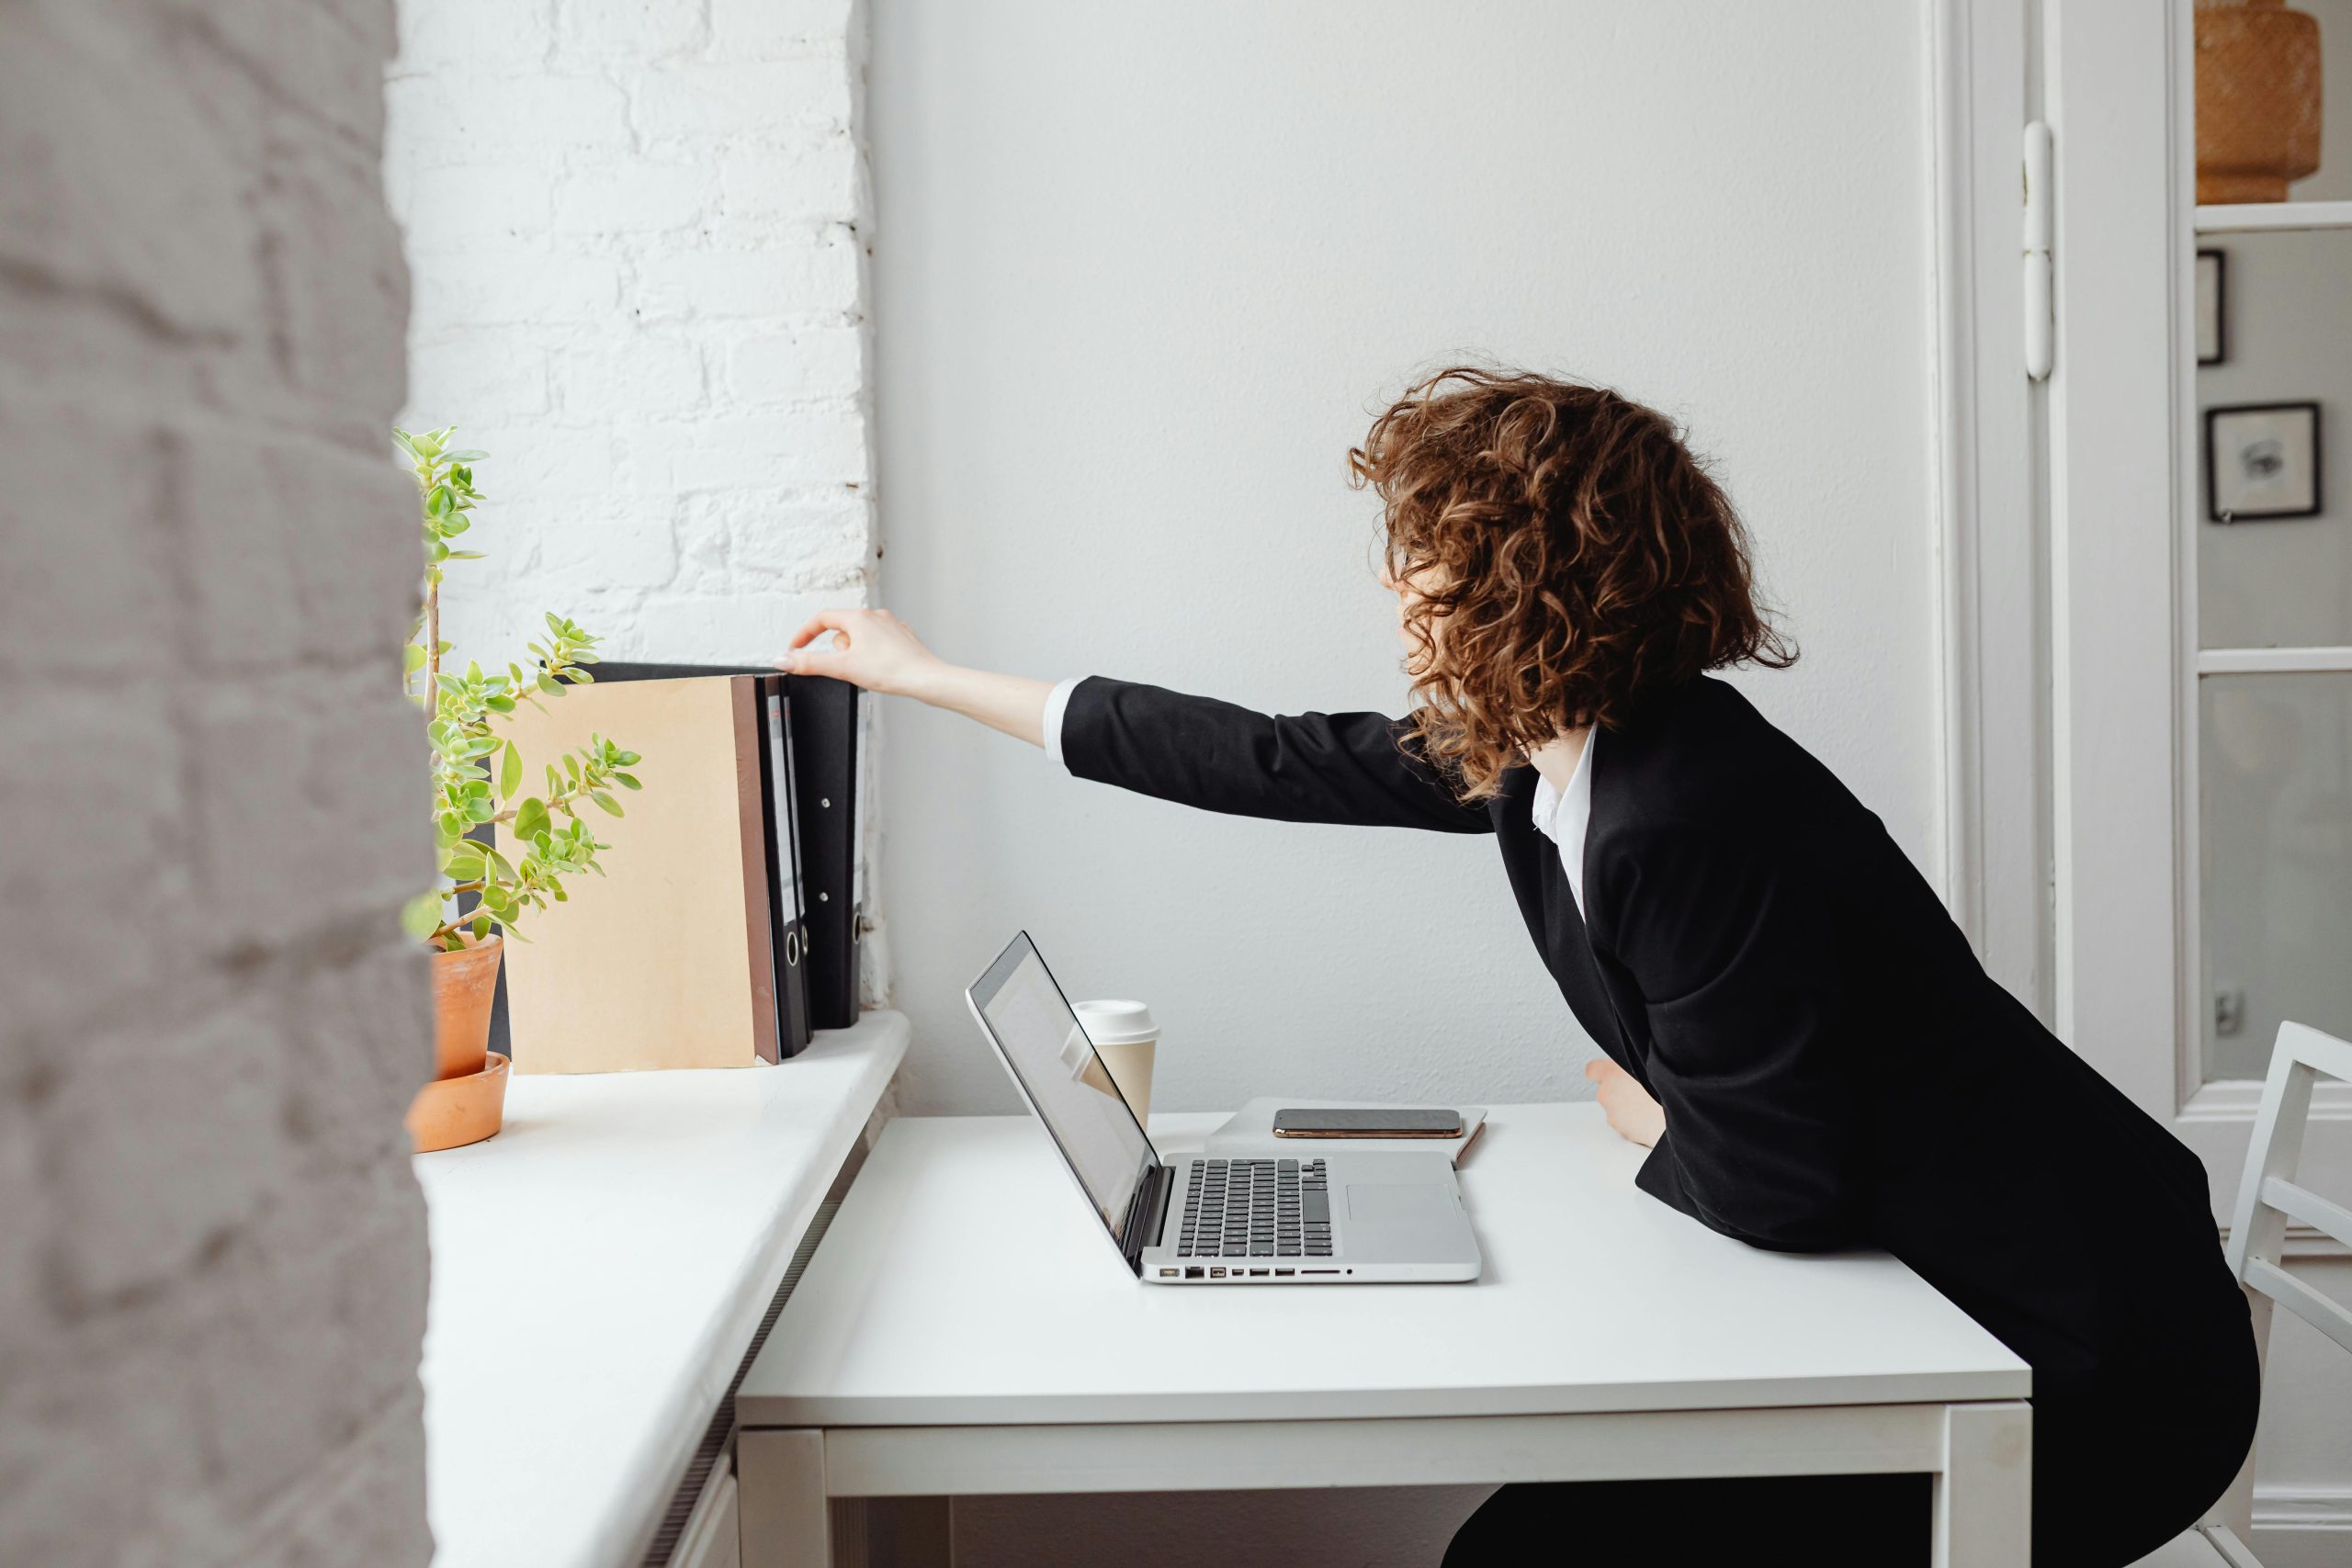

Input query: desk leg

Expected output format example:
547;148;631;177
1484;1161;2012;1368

739;1433;953;1568
740;1429;830;1568
1933;1401;2032;1568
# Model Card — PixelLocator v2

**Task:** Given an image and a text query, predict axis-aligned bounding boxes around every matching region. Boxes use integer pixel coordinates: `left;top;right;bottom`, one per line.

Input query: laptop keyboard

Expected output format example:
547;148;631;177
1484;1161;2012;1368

1177;1157;1332;1258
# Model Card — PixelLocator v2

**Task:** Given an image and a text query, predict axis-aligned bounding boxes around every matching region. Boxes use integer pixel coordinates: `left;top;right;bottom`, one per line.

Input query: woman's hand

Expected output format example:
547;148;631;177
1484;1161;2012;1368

1584;1058;1666;1148
779;608;1057;749
781;608;944;698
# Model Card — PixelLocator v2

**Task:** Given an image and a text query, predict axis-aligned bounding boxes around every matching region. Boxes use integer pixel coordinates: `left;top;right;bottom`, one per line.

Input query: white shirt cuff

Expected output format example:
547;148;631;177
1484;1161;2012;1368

1042;677;1083;770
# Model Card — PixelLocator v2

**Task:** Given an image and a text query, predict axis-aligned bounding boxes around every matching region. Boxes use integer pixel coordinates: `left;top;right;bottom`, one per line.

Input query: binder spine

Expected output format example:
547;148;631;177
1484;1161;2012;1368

787;674;862;1030
759;677;814;1058
730;676;783;1065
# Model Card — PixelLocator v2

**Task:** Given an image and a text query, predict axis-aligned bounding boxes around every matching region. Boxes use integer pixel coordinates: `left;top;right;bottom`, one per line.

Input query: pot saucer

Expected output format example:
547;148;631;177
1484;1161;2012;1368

407;1051;510;1154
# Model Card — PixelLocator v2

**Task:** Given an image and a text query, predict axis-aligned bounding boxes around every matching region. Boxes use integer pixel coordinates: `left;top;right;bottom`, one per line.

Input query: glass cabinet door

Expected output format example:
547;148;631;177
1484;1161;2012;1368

2190;8;2352;1083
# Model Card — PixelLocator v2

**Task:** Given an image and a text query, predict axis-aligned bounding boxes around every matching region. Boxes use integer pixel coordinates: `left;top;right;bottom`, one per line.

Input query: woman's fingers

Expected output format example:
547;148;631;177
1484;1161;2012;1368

781;609;873;675
776;606;937;694
1584;1056;1664;1146
779;644;842;675
786;609;854;651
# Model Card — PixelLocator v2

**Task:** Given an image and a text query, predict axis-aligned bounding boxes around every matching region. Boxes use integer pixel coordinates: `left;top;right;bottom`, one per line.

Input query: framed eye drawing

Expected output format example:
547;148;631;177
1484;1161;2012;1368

2195;249;2226;367
2204;401;2321;523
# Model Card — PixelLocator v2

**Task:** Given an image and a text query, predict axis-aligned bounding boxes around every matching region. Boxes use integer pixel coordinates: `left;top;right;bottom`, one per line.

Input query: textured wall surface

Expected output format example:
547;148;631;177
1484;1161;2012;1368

382;0;876;670
0;4;433;1565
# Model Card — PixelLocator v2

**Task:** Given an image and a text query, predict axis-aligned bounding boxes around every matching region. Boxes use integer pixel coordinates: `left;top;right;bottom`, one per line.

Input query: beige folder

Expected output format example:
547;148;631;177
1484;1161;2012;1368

496;675;780;1073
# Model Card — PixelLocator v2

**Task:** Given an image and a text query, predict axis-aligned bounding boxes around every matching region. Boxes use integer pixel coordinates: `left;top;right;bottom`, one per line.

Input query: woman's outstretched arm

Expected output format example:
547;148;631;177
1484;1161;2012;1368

781;608;1054;746
779;607;1490;835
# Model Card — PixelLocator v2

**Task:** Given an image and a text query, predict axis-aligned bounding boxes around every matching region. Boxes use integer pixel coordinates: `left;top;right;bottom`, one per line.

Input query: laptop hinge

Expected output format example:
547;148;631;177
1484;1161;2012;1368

1119;1162;1171;1276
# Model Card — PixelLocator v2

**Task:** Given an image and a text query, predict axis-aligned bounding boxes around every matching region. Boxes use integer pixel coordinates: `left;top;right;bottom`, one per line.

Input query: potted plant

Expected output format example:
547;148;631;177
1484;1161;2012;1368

394;427;644;1151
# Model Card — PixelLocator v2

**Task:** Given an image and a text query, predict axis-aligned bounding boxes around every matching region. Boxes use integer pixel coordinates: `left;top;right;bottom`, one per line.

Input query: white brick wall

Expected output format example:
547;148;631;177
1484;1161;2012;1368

0;3;432;1565
382;0;878;671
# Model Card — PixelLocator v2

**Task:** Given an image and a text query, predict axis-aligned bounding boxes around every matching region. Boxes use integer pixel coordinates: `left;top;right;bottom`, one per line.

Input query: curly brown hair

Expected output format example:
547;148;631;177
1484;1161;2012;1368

1350;367;1793;800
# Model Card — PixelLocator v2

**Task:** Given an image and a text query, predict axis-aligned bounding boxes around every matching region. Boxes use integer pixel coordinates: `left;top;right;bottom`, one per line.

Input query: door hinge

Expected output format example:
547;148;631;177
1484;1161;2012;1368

2023;120;2053;381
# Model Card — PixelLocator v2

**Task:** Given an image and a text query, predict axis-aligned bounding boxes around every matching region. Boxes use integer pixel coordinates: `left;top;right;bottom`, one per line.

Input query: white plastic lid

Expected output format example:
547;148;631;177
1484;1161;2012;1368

1074;998;1159;1045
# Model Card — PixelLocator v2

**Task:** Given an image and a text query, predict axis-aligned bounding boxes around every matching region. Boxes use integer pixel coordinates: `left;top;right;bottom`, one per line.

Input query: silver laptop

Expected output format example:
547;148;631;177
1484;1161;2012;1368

967;932;1482;1285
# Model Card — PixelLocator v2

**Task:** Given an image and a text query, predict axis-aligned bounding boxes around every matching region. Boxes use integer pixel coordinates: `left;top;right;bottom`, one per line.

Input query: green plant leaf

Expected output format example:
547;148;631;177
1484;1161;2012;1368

403;643;427;674
612;772;640;790
514;797;549;842
591;790;623;817
401;889;444;939
500;739;523;799
443;448;490;463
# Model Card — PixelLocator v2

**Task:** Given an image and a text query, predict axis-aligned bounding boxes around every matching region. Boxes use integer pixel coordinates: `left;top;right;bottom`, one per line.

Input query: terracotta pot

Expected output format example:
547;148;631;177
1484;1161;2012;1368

2195;0;2324;204
431;934;503;1081
408;1052;510;1154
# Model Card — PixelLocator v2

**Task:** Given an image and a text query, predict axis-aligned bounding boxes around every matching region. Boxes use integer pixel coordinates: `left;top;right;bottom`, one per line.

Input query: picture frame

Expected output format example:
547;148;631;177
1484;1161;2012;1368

2204;401;2322;523
2195;249;2226;367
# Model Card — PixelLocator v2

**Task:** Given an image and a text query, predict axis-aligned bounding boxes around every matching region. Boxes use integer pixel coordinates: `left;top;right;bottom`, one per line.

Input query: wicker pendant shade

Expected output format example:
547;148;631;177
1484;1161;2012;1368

2196;0;2324;203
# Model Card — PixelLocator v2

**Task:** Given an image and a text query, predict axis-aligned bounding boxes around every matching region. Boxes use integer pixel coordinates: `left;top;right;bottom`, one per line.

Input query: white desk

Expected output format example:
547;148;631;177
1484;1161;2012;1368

736;1104;2033;1566
417;1011;908;1568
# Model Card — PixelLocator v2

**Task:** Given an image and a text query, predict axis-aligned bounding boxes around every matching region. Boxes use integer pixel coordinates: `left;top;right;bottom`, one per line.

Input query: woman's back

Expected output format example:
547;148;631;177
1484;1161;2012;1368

1589;678;2244;1406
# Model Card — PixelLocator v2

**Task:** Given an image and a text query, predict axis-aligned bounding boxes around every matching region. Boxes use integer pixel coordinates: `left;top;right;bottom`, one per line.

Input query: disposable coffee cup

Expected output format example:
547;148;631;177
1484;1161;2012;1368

1074;999;1159;1126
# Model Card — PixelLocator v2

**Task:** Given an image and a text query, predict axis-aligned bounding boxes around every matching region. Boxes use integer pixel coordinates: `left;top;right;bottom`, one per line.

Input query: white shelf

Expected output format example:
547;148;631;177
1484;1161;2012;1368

2195;200;2352;235
2198;647;2352;676
416;1011;910;1568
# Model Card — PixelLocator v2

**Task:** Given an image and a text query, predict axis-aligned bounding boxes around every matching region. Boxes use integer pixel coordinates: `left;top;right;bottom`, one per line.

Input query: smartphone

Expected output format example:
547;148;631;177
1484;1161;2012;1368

1271;1107;1464;1139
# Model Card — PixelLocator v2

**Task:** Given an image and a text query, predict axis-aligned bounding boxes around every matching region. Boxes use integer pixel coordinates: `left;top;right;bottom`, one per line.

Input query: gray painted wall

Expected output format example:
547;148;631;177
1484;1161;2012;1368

868;0;1942;1128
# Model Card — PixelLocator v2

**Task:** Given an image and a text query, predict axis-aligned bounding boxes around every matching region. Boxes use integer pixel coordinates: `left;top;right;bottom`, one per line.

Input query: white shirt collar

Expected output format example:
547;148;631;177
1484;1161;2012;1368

1528;728;1597;910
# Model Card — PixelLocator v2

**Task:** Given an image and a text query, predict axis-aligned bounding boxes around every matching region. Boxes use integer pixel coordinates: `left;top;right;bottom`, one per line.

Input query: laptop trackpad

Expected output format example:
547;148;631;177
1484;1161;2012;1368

1345;1182;1454;1222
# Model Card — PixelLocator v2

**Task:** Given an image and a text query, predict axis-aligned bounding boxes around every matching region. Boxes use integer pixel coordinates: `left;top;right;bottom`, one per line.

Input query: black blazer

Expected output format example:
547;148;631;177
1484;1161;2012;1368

1061;673;2250;1409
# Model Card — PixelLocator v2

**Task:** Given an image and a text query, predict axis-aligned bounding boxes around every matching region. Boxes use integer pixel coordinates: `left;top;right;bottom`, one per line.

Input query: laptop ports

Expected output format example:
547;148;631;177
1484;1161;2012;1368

1273;1268;1295;1277
1183;1266;1204;1279
1208;1267;1227;1279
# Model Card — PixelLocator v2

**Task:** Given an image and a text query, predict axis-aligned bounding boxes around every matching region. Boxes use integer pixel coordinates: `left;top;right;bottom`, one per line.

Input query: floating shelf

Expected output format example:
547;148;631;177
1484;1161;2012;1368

2195;200;2352;235
2198;647;2352;676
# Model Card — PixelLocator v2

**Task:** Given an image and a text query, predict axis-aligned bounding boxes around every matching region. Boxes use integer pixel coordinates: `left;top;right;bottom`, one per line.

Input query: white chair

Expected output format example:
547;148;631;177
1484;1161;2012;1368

2133;1021;2352;1568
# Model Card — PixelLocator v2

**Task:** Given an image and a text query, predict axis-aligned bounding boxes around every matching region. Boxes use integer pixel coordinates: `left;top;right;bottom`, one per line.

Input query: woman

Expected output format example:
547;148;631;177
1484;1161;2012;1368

782;367;2257;1565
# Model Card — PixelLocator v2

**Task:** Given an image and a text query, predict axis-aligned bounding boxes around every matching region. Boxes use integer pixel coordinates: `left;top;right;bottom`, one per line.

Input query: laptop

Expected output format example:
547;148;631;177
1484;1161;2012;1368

966;931;1483;1284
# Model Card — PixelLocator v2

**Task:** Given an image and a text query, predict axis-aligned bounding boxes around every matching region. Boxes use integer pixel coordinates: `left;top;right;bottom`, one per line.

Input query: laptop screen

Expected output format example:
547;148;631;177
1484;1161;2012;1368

968;933;1157;1241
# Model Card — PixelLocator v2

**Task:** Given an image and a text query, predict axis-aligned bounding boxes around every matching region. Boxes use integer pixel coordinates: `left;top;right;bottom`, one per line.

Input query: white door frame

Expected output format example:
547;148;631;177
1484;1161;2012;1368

1928;0;2048;1021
